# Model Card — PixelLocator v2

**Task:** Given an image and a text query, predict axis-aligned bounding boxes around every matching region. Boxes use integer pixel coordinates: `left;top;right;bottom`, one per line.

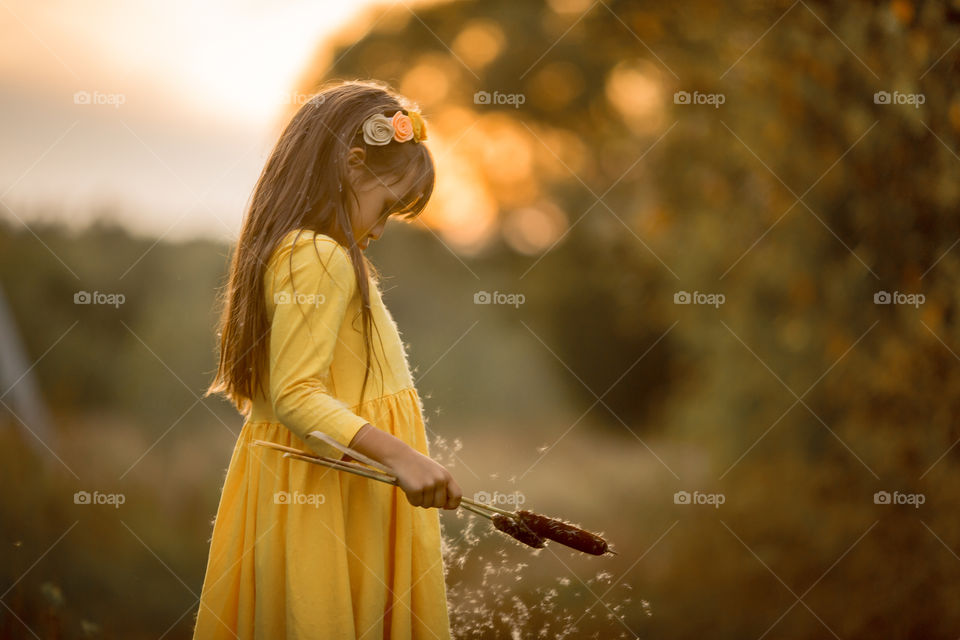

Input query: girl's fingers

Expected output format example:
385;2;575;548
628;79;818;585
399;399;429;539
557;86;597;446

407;488;424;508
445;479;462;509
432;484;447;510
445;490;461;510
450;480;462;505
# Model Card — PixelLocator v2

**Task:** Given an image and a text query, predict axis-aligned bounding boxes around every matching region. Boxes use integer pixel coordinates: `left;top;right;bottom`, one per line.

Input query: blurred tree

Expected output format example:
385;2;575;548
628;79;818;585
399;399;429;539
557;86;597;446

299;0;960;636
298;0;699;429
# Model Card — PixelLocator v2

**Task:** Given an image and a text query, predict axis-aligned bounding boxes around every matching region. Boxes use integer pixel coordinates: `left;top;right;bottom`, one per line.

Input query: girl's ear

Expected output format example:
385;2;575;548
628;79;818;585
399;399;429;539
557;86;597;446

346;146;370;188
346;146;366;169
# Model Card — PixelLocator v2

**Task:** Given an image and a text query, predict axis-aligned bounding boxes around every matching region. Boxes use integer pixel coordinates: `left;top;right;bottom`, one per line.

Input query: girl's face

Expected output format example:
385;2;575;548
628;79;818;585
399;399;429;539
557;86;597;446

344;148;423;251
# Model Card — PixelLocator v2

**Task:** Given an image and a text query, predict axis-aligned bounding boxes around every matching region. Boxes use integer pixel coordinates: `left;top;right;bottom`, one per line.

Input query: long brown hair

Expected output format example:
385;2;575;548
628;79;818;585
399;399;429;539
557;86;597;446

206;79;435;417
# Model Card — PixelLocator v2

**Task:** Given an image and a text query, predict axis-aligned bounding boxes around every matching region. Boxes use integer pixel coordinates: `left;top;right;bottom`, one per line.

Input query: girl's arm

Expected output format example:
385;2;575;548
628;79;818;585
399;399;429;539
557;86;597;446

267;234;461;511
349;423;462;511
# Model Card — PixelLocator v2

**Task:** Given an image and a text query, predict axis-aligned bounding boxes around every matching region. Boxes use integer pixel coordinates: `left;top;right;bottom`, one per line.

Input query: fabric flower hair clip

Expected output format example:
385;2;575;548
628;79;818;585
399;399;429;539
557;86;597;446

361;110;428;146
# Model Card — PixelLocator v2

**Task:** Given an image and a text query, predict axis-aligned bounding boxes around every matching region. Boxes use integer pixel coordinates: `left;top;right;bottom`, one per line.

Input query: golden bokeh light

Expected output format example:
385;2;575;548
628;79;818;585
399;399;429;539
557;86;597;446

525;61;585;111
474;116;534;189
605;59;664;135
546;0;594;15
501;201;569;255
419;121;499;253
400;55;453;107
451;19;506;70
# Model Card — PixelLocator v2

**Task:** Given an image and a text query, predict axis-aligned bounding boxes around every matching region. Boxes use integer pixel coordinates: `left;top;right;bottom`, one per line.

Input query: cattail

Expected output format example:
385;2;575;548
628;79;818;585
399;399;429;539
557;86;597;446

251;439;617;555
492;514;545;549
517;510;610;556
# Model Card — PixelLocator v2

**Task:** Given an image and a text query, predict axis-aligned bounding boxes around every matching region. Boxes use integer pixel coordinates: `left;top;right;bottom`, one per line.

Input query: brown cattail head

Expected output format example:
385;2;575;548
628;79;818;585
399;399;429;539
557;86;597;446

492;514;545;549
517;510;610;556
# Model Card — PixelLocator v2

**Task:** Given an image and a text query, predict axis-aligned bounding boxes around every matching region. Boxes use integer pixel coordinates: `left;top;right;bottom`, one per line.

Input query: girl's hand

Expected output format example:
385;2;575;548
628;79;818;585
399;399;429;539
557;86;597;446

389;448;462;510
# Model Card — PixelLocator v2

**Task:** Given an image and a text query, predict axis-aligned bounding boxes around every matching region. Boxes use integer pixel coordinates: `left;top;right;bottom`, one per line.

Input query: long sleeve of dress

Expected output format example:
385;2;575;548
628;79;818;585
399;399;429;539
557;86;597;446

266;234;370;453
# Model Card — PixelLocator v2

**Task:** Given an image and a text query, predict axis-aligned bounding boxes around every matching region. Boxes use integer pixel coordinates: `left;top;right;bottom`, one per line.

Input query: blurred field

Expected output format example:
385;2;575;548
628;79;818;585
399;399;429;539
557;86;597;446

5;0;960;638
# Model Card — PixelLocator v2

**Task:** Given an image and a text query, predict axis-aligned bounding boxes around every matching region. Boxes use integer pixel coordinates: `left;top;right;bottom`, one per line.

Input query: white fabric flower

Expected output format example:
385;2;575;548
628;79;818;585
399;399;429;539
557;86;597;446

362;114;394;146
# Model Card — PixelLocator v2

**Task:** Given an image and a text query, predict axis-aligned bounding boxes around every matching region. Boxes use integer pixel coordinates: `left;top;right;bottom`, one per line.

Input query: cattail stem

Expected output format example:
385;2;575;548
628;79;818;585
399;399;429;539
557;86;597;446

253;440;397;481
254;440;516;514
282;452;397;484
459;498;516;517
254;440;510;521
460;502;495;520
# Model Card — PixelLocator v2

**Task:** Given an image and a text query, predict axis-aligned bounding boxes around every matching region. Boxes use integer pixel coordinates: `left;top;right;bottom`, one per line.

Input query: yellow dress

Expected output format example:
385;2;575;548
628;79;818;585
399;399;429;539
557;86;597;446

192;229;452;639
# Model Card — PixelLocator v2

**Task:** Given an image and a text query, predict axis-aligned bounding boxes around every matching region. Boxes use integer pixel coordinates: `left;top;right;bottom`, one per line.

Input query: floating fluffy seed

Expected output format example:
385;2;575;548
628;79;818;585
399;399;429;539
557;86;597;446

517;510;610;556
492;514;546;549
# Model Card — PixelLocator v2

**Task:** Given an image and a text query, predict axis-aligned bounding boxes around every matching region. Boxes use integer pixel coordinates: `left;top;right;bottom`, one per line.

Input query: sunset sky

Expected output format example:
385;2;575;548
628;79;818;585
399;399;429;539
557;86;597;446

0;0;387;240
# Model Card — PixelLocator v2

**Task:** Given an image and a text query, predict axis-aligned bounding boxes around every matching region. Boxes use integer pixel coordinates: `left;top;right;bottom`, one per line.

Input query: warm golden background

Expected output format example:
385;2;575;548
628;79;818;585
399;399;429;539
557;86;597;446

2;0;960;637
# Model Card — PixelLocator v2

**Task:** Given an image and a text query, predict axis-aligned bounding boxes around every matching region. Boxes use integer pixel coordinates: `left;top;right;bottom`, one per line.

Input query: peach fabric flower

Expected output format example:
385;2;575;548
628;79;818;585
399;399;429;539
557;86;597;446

391;111;414;142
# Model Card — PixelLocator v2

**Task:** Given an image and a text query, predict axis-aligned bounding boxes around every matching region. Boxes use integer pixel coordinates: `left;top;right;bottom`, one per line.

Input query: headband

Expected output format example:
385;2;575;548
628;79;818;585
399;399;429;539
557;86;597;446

361;110;428;146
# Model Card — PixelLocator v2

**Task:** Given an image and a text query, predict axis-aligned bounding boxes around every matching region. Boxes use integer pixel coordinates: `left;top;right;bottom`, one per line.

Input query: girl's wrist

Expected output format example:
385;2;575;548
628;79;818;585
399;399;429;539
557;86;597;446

381;439;418;468
348;423;417;469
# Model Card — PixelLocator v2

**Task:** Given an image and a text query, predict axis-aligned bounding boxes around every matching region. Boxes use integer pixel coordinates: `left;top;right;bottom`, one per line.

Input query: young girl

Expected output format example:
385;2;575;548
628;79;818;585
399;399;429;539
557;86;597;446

193;80;462;639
